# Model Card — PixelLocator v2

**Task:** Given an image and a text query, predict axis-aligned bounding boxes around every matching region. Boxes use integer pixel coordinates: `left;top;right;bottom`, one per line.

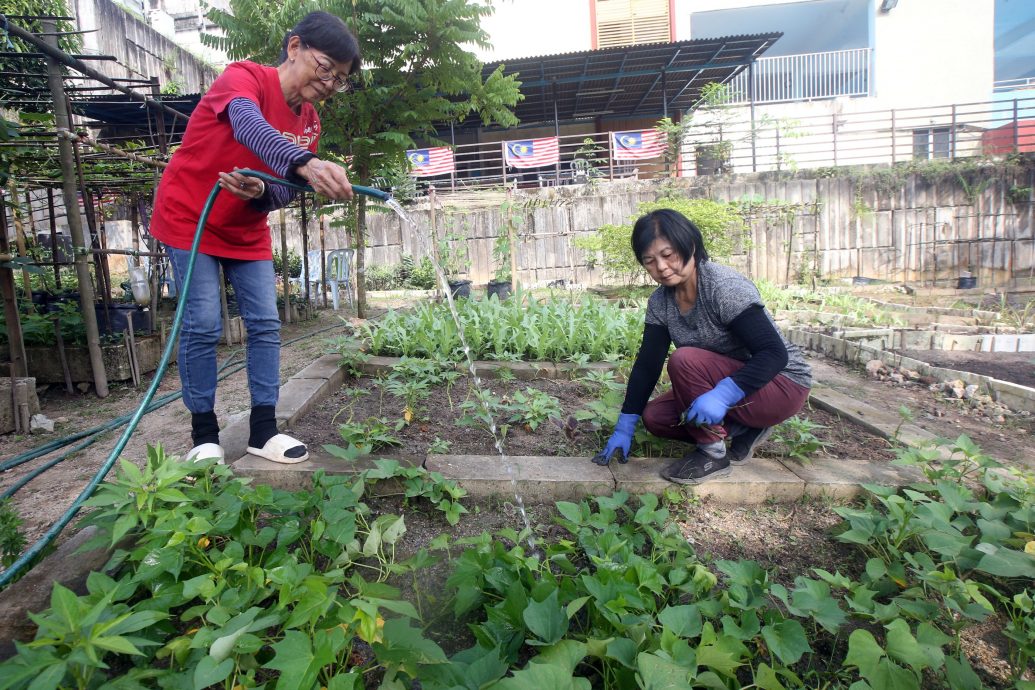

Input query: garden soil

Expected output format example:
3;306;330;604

895;348;1035;389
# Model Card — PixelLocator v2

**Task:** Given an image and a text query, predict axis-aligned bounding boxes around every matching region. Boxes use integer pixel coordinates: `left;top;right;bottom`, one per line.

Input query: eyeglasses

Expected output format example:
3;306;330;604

303;45;352;93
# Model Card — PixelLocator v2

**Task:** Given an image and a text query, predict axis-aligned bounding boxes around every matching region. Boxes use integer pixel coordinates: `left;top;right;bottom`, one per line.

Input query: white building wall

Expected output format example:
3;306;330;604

870;0;993;109
473;0;592;62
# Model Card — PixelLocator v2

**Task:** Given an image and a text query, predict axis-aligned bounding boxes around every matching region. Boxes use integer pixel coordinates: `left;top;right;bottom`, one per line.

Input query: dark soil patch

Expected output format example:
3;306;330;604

896;348;1035;389
293;373;890;465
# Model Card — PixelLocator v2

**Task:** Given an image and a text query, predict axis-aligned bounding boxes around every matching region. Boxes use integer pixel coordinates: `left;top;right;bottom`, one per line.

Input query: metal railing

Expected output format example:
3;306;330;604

725;48;872;105
412;94;1035;195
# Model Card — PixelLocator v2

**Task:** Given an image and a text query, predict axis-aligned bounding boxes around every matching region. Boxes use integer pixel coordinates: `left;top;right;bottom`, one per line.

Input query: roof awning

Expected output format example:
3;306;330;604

461;32;782;131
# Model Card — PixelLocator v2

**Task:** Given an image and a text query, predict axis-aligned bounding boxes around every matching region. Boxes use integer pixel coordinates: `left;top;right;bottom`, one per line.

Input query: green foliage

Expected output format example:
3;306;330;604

4;437;1035;686
364;256;438;290
575;196;749;285
771;415;828;463
0;445;470;689
273;248;303;279
362;293;643;362
0;300;87;348
0;499;26;568
336;417;402;455
506;388;563;431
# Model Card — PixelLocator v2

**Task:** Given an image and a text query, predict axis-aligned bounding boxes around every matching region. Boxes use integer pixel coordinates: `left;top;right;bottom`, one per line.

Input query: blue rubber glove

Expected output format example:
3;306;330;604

682;378;746;427
593;413;639;465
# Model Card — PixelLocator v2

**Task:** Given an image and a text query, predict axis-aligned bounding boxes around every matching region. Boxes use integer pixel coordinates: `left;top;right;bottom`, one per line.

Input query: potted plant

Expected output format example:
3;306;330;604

487;232;512;301
437;230;471;299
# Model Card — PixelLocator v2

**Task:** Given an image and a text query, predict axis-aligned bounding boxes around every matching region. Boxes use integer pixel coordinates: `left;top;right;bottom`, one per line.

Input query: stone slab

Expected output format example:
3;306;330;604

0;526;109;660
782;456;924;499
292;354;347;383
425;455;613;501
231;445;422;491
610;456;804;503
809;385;937;448
275;376;334;426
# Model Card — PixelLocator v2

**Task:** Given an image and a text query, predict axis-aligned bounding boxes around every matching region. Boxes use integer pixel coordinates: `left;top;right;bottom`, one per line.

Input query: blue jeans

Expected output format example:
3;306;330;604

166;246;281;414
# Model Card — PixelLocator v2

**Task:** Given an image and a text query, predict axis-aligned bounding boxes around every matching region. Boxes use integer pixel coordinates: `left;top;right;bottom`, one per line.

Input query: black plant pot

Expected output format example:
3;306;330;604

447;279;472;299
487;280;512;301
957;276;978;289
93;303;151;336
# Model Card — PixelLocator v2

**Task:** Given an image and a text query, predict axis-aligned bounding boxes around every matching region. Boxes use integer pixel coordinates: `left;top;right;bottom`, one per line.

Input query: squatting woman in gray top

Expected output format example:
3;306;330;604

593;209;812;484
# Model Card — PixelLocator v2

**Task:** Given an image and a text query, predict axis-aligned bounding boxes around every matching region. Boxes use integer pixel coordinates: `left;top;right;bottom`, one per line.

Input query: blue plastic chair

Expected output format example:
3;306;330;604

289;250;325;298
326;248;354;310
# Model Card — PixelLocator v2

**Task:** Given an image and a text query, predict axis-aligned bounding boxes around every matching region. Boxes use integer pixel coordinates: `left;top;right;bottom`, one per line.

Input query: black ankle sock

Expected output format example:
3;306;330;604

249;405;278;448
191;411;220;446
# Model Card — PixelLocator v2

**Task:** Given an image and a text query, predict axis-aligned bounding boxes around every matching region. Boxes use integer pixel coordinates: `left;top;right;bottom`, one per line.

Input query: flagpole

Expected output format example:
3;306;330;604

450;122;456;192
608;132;615;181
501;141;508;188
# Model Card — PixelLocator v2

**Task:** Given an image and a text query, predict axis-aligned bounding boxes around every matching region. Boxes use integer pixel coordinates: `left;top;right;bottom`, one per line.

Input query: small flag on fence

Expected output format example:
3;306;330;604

611;130;666;160
503;137;560;168
406;147;455;176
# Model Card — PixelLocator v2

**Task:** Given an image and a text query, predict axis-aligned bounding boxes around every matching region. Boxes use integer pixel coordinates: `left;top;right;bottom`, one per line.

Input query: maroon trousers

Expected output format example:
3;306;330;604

642;347;810;445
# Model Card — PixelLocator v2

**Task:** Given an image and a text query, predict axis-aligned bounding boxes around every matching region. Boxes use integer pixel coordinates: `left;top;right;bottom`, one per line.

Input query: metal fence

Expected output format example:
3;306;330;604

725;48;872;105
417;93;1035;195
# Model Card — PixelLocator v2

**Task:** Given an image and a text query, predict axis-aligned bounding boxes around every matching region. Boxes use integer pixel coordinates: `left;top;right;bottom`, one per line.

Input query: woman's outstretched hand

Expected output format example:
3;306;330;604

592;413;640;466
218;167;266;201
296;158;354;200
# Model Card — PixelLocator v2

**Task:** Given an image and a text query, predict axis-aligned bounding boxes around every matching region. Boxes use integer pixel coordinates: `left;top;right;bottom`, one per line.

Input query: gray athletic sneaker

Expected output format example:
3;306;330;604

727;426;773;465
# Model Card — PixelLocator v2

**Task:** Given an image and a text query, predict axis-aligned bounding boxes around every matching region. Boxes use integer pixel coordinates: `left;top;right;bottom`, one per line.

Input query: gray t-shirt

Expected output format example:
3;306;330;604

644;261;812;388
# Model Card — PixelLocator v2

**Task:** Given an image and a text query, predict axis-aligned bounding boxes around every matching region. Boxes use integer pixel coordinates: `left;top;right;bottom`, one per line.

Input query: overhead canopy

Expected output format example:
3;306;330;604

458;32;782;132
70;32;782;139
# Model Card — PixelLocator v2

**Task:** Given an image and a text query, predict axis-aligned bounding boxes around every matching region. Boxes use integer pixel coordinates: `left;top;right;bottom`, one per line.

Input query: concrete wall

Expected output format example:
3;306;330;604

258;164;1032;289
74;0;219;94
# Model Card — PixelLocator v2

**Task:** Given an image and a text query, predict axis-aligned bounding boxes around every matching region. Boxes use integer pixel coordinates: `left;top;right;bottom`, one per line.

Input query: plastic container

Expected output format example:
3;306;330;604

129;267;151;306
956;276;978;289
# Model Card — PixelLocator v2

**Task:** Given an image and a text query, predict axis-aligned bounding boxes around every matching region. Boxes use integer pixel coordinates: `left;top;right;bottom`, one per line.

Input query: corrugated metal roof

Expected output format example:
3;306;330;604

469;32;782;129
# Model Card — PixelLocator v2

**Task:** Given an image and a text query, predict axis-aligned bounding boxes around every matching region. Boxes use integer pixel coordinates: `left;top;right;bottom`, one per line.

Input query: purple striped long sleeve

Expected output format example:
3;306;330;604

226;97;314;211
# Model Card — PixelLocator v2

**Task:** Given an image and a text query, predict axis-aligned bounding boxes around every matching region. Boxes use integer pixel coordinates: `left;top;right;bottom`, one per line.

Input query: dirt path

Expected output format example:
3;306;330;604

0;313;352;548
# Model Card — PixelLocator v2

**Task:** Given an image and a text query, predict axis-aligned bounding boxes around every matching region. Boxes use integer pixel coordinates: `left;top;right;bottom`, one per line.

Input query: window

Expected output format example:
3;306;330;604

595;0;671;48
912;127;953;160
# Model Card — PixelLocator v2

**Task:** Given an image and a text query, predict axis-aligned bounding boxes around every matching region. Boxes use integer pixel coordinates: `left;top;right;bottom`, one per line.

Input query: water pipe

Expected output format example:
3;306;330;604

0;172;390;588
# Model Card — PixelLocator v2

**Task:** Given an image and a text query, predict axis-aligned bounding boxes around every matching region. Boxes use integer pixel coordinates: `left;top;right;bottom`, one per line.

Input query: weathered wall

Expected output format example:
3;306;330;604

75;0;219;94
337;166;1035;288
19;166;1033;290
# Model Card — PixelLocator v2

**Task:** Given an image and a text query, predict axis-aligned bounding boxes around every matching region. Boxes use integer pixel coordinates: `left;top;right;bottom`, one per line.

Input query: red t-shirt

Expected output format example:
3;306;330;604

151;61;320;260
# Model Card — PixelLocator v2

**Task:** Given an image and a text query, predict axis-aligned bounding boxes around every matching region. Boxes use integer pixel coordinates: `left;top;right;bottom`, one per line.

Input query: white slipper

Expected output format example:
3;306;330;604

247;434;309;464
185;443;225;464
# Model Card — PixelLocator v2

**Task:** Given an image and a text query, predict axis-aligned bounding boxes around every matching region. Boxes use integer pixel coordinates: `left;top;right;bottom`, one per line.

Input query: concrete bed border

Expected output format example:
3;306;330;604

787;328;1035;413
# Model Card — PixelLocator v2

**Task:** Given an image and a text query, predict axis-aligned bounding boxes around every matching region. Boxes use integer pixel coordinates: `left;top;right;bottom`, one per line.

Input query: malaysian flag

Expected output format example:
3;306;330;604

407;147;455;176
503;137;559;168
611;130;666;160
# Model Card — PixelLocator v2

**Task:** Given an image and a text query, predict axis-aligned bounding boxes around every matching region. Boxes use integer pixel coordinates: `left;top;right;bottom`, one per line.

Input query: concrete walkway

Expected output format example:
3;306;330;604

230;353;928;503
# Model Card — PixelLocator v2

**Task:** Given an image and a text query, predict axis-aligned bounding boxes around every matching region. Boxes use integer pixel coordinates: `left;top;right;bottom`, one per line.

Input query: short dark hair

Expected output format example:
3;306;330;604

280;11;360;77
631;208;709;268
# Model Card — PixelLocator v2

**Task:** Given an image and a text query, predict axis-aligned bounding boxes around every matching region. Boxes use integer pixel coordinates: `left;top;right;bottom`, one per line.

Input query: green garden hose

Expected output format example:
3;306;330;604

0;171;389;587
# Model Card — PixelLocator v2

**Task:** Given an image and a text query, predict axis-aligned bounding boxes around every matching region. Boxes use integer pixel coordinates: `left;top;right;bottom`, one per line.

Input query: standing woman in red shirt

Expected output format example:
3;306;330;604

150;11;358;465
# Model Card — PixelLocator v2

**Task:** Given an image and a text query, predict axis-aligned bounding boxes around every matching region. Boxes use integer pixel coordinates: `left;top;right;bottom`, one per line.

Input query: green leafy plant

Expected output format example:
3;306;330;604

771;415;829;463
362;292;643;362
506;387;563;431
0;499;26;568
336;417;402;455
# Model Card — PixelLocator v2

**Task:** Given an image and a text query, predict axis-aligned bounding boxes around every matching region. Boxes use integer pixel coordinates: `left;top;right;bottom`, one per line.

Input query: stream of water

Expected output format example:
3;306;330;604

382;197;536;551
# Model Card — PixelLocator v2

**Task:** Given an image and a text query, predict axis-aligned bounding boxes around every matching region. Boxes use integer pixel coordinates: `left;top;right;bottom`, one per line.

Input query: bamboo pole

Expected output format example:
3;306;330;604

7;182;34;302
43;19;108;397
